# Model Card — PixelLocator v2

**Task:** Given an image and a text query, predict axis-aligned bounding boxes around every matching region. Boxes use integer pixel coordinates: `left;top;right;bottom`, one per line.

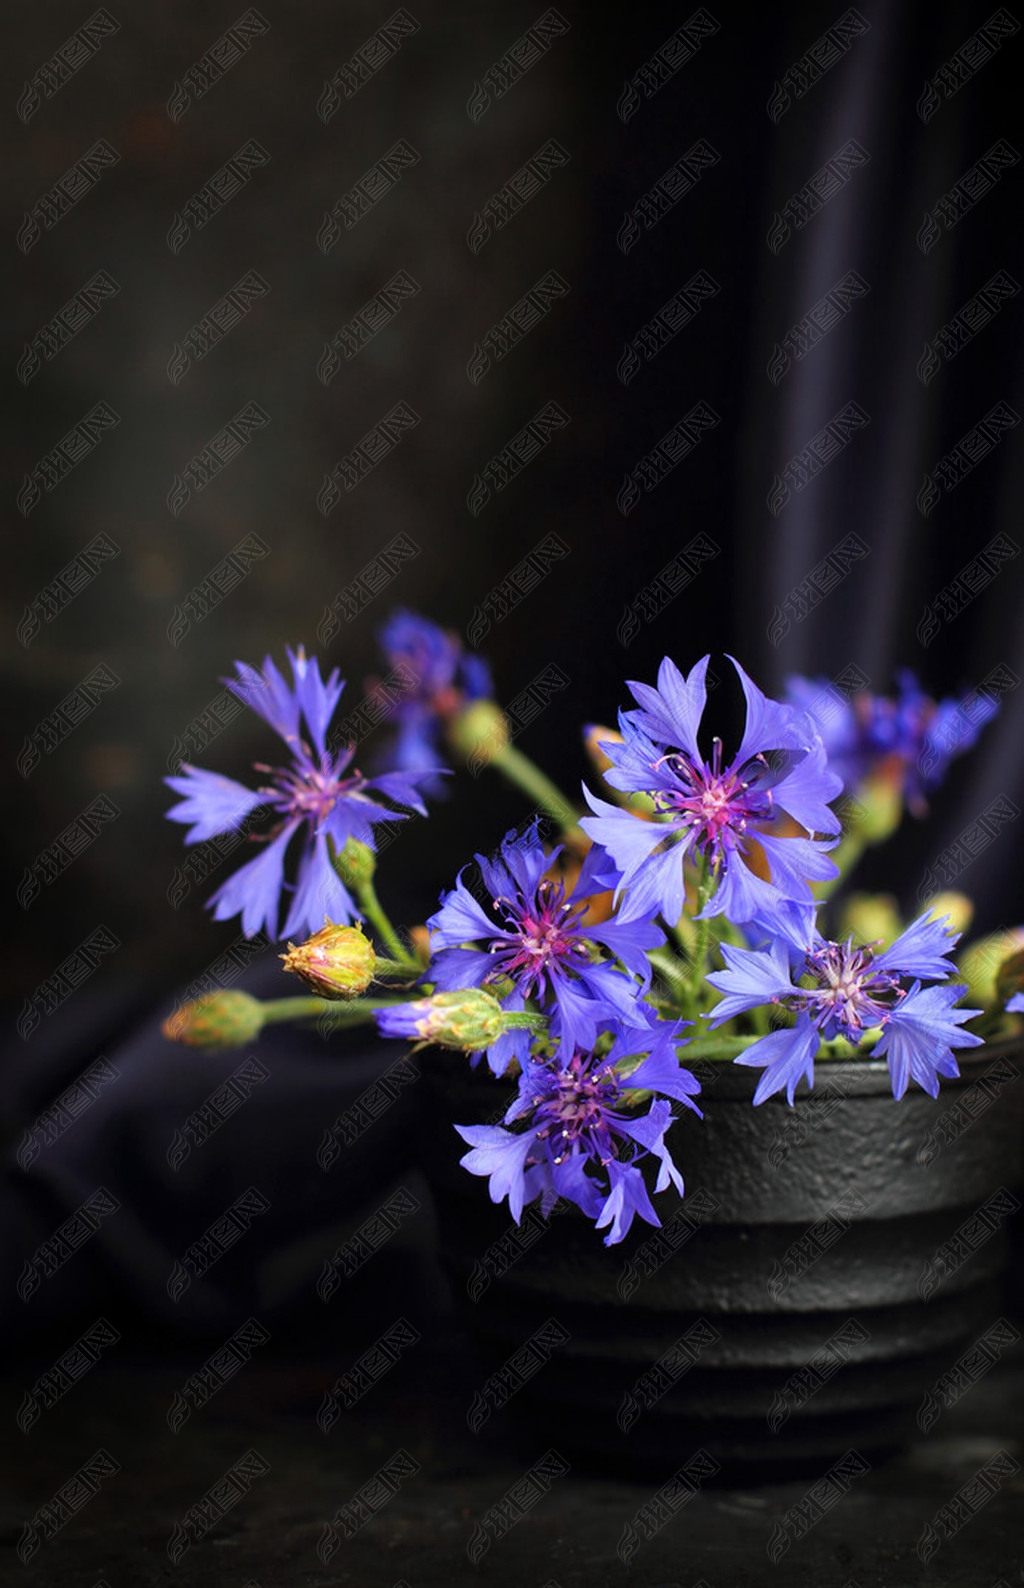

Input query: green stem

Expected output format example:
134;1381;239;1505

685;857;714;1008
259;994;409;1026
354;876;419;970
487;741;589;855
649;946;693;1012
666;915;696;961
678;1034;764;1061
373;957;421;980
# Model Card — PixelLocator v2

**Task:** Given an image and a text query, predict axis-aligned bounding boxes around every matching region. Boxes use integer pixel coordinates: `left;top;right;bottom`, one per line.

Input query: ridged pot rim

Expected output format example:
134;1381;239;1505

685;1031;1024;1103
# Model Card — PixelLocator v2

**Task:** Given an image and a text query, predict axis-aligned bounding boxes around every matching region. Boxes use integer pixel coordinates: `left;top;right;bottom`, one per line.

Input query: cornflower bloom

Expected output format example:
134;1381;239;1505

455;1017;701;1245
785;670;1000;812
581;655;842;927
165;649;432;939
706;912;983;1103
371;609;492;788
426;821;662;1075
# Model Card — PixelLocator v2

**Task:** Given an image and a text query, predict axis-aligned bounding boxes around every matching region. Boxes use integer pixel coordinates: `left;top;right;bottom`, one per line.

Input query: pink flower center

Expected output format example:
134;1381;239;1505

260;756;365;830
488;879;591;996
652;739;774;859
797;940;904;1041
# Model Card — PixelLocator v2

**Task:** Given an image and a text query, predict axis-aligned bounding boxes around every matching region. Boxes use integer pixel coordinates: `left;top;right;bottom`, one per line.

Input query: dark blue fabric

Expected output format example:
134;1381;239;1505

0;955;427;1347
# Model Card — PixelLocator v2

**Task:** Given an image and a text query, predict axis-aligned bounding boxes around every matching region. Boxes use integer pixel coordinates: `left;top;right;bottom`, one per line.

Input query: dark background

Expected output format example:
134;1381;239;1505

5;0;1024;1013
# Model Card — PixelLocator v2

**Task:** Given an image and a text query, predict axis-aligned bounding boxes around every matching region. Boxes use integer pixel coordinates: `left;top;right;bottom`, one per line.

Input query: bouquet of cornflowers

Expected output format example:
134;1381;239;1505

163;614;1023;1246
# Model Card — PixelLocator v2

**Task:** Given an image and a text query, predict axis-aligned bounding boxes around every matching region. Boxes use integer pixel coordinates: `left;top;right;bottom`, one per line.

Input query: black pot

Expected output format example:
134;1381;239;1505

419;1038;1024;1475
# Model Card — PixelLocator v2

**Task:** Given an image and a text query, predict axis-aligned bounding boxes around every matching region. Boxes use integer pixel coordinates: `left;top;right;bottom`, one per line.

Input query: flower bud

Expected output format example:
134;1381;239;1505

447;699;509;766
996;947;1024;1009
958;927;1024;1008
844;763;904;844
920;891;974;937
376;988;508;1051
280;921;375;1000
331;837;376;888
837;892;902;950
162;990;264;1050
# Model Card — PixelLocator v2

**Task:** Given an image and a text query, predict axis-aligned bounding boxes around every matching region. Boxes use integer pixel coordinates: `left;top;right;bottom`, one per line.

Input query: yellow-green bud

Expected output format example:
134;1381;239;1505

920;891;974;937
280;921;375;1000
447;699;509;767
331;837;376;888
162;990;264;1050
957;928;1024;1008
400;988;508;1051
996;947;1024;1008
837;892;903;950
844;768;904;845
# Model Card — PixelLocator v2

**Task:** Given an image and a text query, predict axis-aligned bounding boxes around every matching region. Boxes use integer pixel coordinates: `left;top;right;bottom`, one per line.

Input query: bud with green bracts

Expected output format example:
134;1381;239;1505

330;836;377;888
958;927;1024;1008
375;988;522;1051
162;990;265;1049
280;921;376;999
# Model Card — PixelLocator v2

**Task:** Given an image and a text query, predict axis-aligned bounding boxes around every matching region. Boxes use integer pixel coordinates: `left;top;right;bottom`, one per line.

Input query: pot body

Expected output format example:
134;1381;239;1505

420;1040;1024;1472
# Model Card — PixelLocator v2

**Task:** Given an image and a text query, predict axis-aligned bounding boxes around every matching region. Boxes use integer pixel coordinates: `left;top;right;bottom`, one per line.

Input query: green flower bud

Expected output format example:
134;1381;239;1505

447;700;509;767
331;837;376;888
280;921;375;1000
843;768;904;845
920;891;974;937
390;988;509;1051
837;891;903;949
162;990;264;1050
958;928;1024;1008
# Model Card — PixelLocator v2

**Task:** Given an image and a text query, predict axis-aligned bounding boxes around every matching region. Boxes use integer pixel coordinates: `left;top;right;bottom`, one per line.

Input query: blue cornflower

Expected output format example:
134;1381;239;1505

372;610;492;789
1007;993;1024;1013
706;912;983;1103
580;656;842;928
165;648;432;940
454;1016;701;1245
426;820;662;1076
785;670;999;812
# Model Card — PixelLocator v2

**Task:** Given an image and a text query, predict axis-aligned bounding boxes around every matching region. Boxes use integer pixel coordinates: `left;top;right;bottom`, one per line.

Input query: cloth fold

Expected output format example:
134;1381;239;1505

1;954;427;1346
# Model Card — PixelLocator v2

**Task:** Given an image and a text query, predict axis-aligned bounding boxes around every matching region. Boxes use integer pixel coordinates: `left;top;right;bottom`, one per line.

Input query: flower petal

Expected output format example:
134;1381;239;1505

429;872;503;948
733;1016;819;1105
288;648;344;758
281;832;358;939
165;767;267;844
706;937;796;1027
729;655;802;764
207;820;299;939
875;983;982;1099
595;1159;660;1246
454;1123;538;1222
226;654;302;748
772;736;843;835
872;912;960;982
625;655;708;761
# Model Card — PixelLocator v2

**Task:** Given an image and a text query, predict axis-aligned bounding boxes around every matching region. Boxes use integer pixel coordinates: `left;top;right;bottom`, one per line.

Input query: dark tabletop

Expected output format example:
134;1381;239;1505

1;1322;1022;1587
